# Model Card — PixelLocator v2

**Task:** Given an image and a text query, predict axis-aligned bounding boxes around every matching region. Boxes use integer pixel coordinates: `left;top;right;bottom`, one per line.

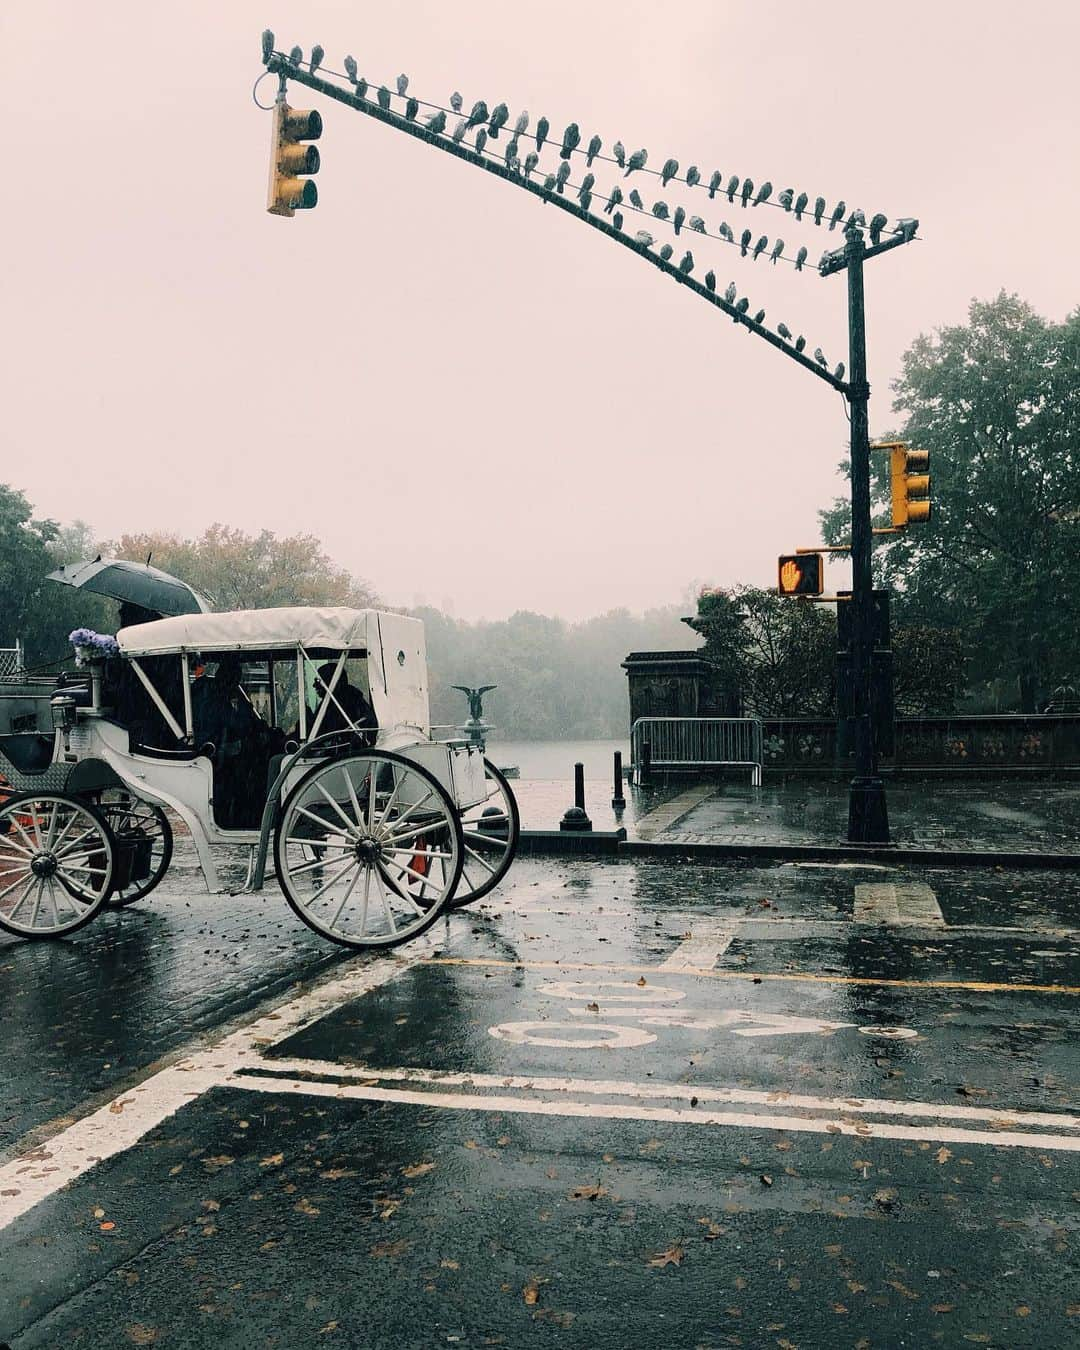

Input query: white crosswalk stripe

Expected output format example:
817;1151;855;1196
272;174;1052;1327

855;881;943;927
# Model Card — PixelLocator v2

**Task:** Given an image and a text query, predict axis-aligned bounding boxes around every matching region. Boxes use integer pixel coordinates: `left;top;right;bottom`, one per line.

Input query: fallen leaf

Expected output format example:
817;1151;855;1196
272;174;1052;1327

586;1002;600;1012
440;1259;460;1270
523;1280;540;1306
202;1155;235;1169
568;1183;608;1201
931;1304;955;1314
109;1098;135;1115
100;1221;116;1231
647;1242;685;1268
402;1161;436;1179
935;1147;952;1165
887;1280;919;1300
202;1199;221;1212
1016;1306;1031;1317
318;1322;339;1335
636;977;647;987
759;1175;773;1187
295;1197;320;1216
260;1153;285;1168
320;1168;356;1181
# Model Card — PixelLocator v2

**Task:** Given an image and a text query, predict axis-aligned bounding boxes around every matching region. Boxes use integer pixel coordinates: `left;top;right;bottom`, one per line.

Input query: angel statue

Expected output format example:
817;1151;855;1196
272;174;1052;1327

452;685;497;722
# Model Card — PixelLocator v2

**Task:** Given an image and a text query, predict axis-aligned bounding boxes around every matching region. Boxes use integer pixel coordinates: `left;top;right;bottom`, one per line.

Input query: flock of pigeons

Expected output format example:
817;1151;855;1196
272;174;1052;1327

264;34;921;385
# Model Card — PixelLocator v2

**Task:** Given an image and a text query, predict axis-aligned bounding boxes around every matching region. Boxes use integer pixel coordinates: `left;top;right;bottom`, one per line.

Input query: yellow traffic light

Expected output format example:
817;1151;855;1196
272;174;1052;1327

267;100;322;217
778;553;824;595
888;444;931;526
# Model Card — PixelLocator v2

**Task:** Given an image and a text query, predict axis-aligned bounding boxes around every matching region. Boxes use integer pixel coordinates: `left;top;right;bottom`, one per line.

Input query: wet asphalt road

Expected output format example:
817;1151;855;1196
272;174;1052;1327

1;845;1078;1348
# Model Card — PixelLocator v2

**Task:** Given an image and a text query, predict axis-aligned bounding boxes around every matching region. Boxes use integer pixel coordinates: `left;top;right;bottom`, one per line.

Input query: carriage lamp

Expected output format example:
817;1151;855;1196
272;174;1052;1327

51;693;77;732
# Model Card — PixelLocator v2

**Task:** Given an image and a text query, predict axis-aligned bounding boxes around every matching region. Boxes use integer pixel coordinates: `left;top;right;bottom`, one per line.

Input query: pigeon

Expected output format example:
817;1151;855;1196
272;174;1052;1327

578;172;595;198
452;118;468;143
778;187;793;211
560;123;580;159
514;110;530;136
466;100;488;130
717;221;734;242
396;73;409;96
506;138;520;167
604;186;623;213
475;128;487;156
829;200;846;231
726;174;740;202
586;134;602;166
834;362;846;380
555;161;570;192
426;109;447;134
818;250;832;271
489;103;509;138
688;215;706;233
735;297;749;320
794;245;808;271
261;29;275;62
629;189;644;209
777;322;792;341
813;347;827;368
794;191;808;220
579;189;592;211
450;91;464;112
625;148;648;176
753;181;773;206
724;281;737;304
869;212;888;245
343;54;357;82
377;86;391;111
740;228;752;256
635;229;656;248
847;208;866;229
708;171;722;199
524;151;539;177
753;308;766;325
770;238;784;264
673;206;686;234
679;251;694;275
897;217;919;241
741;177;754;208
813;196;826;226
613;140;626;168
661;158;679;187
752;235;768;260
405;97;419;121
795;335;806;353
659;243;674;261
652;201;670;220
288;45;303;67
355;77;368;101
535;118;549;153
543;173;557;192
613;212;623;230
686;166;701;188
705;270;716;292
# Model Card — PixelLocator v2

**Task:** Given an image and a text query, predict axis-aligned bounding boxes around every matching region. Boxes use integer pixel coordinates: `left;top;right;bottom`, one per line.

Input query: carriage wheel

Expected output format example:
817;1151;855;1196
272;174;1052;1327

0;793;114;939
275;751;464;950
94;788;173;907
445;759;521;910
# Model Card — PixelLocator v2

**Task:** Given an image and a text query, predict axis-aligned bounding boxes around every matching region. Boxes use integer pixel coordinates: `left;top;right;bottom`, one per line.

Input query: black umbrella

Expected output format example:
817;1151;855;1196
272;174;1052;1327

47;558;211;617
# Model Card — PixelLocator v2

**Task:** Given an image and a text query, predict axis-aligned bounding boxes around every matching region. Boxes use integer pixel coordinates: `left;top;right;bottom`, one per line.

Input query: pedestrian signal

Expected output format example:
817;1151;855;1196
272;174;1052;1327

875;441;931;526
778;554;823;596
267;101;322;217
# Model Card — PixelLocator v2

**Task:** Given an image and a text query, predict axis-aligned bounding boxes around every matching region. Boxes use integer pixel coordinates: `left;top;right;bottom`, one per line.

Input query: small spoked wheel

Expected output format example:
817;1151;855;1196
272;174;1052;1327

446;759;520;910
94;788;173;907
274;751;464;949
0;793;114;939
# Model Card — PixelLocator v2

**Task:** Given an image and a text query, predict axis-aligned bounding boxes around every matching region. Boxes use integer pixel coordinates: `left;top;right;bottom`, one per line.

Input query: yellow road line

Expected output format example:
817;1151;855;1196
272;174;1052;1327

422;956;1080;997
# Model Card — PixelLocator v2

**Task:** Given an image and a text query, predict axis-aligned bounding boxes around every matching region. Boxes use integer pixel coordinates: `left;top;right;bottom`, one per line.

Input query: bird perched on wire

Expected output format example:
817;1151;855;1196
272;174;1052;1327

343;53;357;81
377;86;391;111
846;208;866;229
613;211;623;230
813;347;827;368
396;73;409;96
897;217;919;241
625;148;648;176
466;100;488;130
794;245;808;272
578;172;595;198
829;200;846;231
753;181;773;207
795;335;806;353
740;228;752;256
869;213;888;246
629;189;644;209
688;215;706;233
740;178;754;208
708;171;722;199
506;138;520;168
427;109;447;135
560;123;581;159
452;118;468;143
355;77;368;101
659;243;673;262
635;229;655;248
524;151;539;177
605;186;623;213
726;174;740;202
752;235;768;261
613;140;626;168
262;30;275;62
770;239;784;264
778;188;793;211
542;173;557;193
673;206;686;235
679;251;694;276
652;201;670;220
705;270;716;292
717;221;734;242
475;128;488;156
794;191;808;221
778;322;792;341
834;362;846;381
288;46;303;67
555;161;570;193
817;250;834;272
450;91;463;112
724;281;737;304
735;297;749;321
536;117;549;153
579;188;592;211
586;134;602;166
405;97;419;121
489;103;509;138
686;166;701;188
813;196;826;226
515;110;530;136
661;158;679;187
753;308;766;325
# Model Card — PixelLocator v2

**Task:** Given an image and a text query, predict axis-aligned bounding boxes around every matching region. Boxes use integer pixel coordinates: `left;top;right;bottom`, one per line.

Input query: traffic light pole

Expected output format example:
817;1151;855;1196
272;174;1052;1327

844;227;889;843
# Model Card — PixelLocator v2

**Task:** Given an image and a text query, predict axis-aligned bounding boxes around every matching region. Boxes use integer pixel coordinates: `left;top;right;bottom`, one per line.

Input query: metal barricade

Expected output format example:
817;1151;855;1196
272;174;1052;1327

631;717;763;786
0;641;25;682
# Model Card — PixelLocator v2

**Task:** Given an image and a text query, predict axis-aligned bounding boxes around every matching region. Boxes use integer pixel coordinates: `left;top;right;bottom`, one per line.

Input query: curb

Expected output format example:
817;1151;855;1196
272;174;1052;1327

519;829;627;857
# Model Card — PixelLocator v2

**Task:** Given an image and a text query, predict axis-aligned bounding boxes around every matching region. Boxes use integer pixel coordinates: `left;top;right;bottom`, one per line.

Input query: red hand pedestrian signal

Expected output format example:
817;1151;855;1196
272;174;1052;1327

777;554;823;596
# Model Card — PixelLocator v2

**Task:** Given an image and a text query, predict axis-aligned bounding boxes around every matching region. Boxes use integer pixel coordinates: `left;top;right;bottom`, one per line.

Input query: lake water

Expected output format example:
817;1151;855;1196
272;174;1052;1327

484;738;630;782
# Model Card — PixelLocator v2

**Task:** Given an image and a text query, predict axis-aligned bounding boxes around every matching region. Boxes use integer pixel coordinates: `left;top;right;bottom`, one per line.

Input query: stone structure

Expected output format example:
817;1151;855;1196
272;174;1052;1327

621;651;738;728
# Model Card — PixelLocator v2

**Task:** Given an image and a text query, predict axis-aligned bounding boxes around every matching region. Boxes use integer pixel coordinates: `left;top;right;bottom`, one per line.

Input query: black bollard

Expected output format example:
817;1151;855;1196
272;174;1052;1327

560;761;593;831
640;738;652;785
612;750;626;810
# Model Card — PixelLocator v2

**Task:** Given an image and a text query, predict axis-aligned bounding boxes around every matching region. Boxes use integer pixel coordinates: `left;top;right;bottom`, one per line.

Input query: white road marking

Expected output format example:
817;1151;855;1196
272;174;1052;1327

659;917;739;970
565;1006;859;1038
488;1022;657;1049
855;882;943;927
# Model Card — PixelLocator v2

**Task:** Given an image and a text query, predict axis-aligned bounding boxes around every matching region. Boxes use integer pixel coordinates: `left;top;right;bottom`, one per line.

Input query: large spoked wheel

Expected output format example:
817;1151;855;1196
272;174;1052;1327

446;758;521;910
275;750;464;950
0;793;114;940
94;788;173;907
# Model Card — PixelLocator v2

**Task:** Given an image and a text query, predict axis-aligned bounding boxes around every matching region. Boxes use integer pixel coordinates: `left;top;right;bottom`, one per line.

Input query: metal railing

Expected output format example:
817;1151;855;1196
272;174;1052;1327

631;717;764;787
0;641;25;682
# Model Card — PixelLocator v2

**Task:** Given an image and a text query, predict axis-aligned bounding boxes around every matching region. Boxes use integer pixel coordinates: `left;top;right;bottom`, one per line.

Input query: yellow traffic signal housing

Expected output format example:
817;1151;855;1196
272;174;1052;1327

778;553;824;596
888;444;931;526
267;101;322;217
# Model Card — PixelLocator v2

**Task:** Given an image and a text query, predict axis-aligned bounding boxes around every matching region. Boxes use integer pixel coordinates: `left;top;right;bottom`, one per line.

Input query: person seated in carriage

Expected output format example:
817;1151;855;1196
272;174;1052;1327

312;662;377;742
192;655;279;828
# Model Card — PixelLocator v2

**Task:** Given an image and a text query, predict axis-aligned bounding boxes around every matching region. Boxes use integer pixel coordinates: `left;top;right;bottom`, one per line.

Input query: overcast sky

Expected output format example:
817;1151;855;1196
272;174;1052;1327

3;1;1077;620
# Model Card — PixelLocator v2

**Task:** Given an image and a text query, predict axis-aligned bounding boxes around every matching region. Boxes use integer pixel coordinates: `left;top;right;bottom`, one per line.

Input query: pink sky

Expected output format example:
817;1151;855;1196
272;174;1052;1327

2;1;1077;620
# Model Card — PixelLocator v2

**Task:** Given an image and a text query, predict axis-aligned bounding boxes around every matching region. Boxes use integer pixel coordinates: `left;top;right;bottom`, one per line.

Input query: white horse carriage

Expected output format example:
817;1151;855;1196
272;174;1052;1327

0;607;519;948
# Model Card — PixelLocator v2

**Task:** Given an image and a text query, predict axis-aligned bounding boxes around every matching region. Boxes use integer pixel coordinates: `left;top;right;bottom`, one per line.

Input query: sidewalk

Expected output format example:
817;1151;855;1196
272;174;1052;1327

513;776;1080;866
